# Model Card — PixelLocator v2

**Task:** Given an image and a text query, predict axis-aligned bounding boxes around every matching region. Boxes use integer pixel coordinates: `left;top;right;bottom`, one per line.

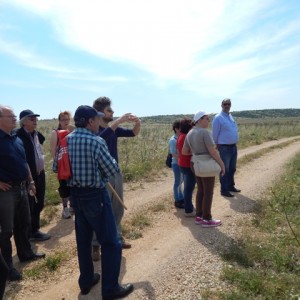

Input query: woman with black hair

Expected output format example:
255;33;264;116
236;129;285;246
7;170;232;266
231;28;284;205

176;118;196;216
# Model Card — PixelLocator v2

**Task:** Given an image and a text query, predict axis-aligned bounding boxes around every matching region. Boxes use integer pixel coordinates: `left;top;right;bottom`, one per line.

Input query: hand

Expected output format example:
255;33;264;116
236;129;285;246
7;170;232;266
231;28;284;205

0;181;12;191
28;182;36;196
128;115;141;124
117;113;132;124
220;167;225;177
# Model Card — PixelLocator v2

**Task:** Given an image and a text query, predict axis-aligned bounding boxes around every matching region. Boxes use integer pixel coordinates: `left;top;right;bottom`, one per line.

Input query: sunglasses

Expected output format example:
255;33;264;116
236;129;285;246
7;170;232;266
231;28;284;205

223;103;231;106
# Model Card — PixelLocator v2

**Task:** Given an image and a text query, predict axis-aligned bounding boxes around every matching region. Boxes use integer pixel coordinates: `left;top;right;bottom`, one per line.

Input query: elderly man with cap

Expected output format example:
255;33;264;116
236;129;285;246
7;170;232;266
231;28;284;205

0;105;45;283
16;109;50;242
212;98;241;197
67;105;134;298
182;110;225;228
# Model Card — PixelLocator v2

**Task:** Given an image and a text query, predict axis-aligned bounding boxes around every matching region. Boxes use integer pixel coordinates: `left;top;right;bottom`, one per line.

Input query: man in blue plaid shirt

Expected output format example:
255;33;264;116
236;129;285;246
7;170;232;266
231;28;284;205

68;105;134;299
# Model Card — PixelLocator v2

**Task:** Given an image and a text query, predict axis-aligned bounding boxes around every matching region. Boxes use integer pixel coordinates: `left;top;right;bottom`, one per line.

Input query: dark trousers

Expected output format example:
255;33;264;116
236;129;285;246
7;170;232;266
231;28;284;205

218;145;237;192
0;186;34;268
0;252;8;300
28;170;46;233
195;176;215;220
70;187;122;296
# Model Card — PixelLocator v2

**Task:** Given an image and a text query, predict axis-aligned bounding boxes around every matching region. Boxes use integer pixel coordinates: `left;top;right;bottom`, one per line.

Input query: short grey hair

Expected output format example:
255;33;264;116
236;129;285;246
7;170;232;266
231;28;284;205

19;116;28;127
0;105;12;117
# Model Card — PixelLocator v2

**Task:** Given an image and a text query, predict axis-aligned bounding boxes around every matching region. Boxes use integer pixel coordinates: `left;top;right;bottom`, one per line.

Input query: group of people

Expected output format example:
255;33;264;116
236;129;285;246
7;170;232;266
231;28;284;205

0;97;239;299
169;98;241;227
0;97;139;299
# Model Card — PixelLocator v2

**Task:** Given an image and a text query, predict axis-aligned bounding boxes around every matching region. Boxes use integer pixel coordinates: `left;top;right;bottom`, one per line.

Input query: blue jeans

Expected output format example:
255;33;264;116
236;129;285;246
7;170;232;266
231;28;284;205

71;187;122;295
172;163;183;202
179;166;196;213
218;145;237;192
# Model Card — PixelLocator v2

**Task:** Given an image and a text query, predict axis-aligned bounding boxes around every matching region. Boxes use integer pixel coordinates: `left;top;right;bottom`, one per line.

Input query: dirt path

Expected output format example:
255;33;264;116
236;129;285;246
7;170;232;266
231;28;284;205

5;136;300;300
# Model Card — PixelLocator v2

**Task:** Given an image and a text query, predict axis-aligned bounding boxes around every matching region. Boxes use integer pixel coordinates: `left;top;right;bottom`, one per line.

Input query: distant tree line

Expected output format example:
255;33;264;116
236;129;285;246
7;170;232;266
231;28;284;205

140;109;300;123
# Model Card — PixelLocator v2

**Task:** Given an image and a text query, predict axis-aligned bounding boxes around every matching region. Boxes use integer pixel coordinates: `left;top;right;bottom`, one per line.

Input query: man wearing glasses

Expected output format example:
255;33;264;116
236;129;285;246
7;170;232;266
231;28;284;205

16;110;51;242
212;98;241;197
0;105;45;283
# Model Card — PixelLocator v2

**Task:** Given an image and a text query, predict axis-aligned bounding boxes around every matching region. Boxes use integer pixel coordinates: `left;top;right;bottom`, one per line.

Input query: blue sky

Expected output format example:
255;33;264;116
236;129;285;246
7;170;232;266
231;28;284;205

1;0;299;119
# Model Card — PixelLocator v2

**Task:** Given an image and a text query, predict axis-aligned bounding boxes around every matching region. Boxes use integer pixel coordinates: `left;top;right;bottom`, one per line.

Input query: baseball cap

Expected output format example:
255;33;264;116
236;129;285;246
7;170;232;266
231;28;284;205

193;111;208;123
74;105;104;122
19;109;40;120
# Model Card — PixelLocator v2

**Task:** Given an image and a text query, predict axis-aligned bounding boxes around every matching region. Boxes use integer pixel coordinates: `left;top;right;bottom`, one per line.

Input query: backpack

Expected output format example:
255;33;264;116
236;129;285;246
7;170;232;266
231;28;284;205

52;130;72;180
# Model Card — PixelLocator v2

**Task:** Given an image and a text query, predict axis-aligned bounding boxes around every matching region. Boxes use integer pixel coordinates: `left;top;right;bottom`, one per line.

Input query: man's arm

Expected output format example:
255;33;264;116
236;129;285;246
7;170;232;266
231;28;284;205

110;113;141;135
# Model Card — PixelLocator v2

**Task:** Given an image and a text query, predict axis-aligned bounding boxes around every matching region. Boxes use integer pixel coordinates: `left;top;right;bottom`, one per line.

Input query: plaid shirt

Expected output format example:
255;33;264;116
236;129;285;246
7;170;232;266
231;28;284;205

67;127;119;188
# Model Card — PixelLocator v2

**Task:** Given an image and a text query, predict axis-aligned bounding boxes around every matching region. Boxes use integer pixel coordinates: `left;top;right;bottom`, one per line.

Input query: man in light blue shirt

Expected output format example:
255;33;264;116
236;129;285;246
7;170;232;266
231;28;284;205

212;98;241;197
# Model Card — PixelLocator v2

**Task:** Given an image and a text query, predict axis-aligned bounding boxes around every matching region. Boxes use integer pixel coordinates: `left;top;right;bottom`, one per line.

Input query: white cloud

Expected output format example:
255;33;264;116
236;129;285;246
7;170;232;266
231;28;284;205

2;0;300;104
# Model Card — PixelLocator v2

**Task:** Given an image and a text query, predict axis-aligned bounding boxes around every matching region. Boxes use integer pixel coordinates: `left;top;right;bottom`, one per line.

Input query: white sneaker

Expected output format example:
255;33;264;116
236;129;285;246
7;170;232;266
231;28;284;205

62;207;71;219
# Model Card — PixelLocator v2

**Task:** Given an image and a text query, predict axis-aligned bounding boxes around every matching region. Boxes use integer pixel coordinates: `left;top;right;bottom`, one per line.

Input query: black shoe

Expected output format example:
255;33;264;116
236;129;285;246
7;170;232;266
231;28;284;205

8;268;22;281
103;283;134;300
19;252;46;262
221;191;234;197
81;273;100;295
30;231;51;242
229;187;241;192
121;237;132;249
174;200;185;209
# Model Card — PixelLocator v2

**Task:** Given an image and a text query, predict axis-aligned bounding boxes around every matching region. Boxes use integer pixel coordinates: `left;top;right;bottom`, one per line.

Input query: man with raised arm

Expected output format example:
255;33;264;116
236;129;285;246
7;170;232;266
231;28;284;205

92;97;141;255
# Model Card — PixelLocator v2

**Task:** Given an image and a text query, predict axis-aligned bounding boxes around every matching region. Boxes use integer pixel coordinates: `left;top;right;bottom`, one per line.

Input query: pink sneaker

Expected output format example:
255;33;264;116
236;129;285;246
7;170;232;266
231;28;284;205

201;219;222;228
195;216;203;225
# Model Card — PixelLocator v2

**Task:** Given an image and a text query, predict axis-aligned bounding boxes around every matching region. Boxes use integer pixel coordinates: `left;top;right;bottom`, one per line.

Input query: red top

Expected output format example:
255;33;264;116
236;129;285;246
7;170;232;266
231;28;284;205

177;133;192;168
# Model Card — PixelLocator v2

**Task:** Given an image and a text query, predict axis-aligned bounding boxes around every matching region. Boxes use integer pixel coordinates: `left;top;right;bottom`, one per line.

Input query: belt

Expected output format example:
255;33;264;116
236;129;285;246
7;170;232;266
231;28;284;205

220;144;236;147
8;181;27;187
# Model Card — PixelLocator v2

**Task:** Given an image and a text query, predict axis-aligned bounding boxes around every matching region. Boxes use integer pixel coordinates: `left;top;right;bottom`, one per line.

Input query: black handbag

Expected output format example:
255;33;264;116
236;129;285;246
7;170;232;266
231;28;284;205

165;153;172;168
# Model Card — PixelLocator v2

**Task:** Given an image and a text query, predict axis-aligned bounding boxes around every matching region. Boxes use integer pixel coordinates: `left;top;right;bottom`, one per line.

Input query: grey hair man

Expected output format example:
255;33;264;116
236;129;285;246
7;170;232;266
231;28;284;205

16;109;51;241
0;105;45;284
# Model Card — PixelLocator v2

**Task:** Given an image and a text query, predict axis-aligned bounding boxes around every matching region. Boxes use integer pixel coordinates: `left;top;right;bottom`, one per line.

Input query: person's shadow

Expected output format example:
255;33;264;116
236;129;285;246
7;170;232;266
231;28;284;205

174;192;258;264
76;255;156;299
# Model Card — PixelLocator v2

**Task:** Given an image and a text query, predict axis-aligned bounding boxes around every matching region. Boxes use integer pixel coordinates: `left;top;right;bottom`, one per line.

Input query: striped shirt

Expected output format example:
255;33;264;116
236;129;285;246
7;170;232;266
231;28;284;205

67;127;119;188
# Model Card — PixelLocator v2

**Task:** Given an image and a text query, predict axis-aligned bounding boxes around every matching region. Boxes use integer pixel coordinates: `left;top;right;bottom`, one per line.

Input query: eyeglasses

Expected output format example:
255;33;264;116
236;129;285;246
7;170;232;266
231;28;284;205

223;103;231;106
60;118;70;122
0;115;17;119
